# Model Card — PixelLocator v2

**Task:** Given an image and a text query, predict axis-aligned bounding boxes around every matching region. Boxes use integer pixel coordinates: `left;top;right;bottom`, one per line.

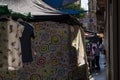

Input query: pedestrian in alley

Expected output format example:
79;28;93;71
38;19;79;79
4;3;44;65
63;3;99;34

99;43;106;67
93;46;101;73
86;42;96;74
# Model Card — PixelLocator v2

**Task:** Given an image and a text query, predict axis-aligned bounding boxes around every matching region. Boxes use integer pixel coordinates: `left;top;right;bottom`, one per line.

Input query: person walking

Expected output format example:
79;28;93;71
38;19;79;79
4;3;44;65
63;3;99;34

89;42;96;74
93;46;101;73
99;43;106;67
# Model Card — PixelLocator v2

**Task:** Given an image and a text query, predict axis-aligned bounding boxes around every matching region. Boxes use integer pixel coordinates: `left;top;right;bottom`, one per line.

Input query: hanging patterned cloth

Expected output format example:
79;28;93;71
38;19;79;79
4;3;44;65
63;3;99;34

7;19;24;70
0;17;24;71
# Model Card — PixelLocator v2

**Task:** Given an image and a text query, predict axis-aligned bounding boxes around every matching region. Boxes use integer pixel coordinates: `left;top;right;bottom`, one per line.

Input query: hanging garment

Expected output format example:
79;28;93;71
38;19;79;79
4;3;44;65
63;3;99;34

0;21;8;70
19;21;35;63
7;19;24;70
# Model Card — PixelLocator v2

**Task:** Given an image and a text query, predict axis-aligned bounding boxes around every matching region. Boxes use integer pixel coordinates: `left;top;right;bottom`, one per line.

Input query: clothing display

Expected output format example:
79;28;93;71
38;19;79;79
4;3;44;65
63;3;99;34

0;18;24;71
0;1;88;80
71;26;86;66
0;20;87;80
19;21;35;63
7;19;24;70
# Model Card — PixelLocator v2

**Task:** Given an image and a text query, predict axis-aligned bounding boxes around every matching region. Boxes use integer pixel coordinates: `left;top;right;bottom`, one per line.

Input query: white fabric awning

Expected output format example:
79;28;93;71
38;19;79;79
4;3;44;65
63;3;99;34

0;0;63;16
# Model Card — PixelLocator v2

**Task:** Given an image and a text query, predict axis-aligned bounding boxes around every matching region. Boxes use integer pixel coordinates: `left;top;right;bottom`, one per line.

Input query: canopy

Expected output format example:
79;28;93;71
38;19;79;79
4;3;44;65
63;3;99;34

43;0;77;8
0;0;63;16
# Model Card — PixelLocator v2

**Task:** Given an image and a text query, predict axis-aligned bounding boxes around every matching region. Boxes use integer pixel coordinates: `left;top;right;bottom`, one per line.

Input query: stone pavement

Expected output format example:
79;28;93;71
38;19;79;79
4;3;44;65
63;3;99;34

90;53;106;80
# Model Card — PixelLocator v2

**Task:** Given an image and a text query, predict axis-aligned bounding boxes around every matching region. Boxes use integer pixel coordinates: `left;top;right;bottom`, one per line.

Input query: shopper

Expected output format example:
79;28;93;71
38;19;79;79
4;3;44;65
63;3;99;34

99;43;106;66
93;46;101;73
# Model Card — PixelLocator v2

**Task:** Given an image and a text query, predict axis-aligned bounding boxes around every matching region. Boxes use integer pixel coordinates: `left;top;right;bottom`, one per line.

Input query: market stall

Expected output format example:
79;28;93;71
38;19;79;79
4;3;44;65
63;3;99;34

0;0;88;80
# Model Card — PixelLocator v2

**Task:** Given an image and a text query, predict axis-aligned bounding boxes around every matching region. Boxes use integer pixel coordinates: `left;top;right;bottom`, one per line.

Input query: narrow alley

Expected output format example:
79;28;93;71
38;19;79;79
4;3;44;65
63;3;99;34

90;53;106;80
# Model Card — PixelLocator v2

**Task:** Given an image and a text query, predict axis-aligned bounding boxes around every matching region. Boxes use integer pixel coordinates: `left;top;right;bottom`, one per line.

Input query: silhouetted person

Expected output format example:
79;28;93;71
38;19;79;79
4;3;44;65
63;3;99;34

93;46;101;73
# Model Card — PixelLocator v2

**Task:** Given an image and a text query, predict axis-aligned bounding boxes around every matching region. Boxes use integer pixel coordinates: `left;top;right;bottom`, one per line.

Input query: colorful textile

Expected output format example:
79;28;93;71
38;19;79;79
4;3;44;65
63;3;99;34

31;21;70;80
0;21;87;80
